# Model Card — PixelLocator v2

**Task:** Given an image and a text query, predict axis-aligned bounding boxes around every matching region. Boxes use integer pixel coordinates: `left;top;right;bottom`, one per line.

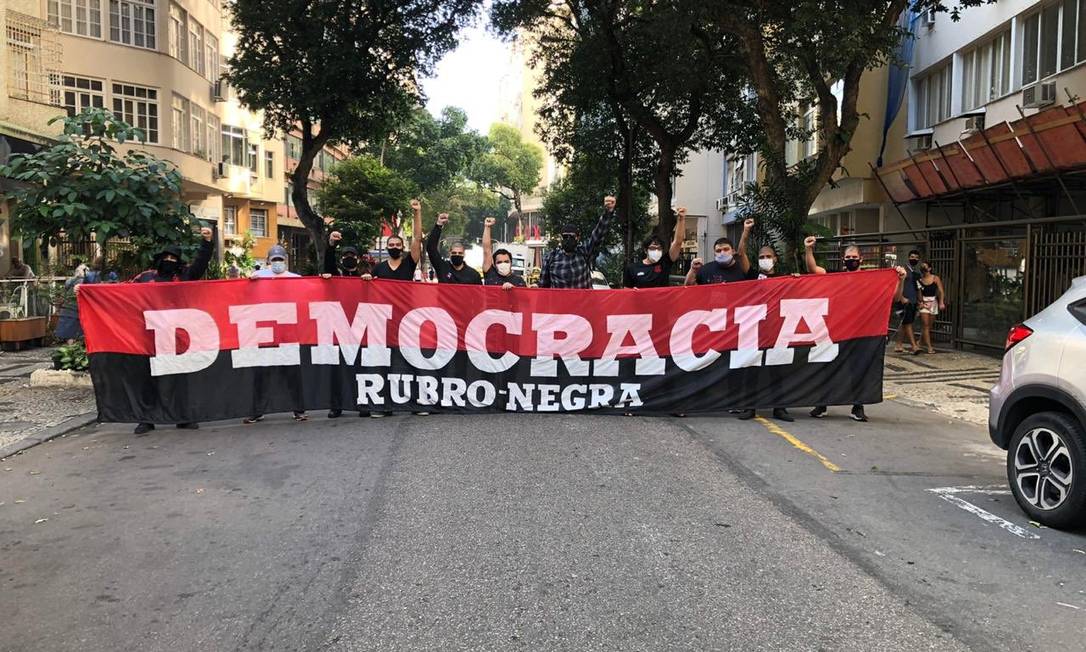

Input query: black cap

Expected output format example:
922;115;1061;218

153;245;184;262
560;224;578;235
342;246;359;256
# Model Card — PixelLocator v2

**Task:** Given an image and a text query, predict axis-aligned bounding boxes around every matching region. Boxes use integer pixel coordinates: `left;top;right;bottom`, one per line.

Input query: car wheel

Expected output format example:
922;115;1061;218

1006;411;1086;529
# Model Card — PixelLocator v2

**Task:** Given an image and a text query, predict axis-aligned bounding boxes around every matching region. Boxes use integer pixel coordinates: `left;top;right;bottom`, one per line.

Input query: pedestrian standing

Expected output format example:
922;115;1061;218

426;212;482;285
915;262;946;356
538;196;616;289
322;231;370;278
893;250;921;353
481;216;526;289
624;207;686;288
130;227;214;435
363;199;423;282
687;223;752;285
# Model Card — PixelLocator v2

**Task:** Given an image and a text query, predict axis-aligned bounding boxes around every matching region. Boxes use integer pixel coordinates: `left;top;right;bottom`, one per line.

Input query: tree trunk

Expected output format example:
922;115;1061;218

291;124;331;267
654;145;675;242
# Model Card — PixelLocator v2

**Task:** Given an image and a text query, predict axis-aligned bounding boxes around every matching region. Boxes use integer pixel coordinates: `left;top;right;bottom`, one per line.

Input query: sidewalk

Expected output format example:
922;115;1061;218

883;348;1000;426
0;348;96;457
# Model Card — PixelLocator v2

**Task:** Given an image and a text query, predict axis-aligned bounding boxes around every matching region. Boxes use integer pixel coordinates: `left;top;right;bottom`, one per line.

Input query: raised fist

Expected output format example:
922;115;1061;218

691;257;703;268
410;199;421;211
329;231;342;244
603;196;616;211
744;218;755;231
436;212;449;226
804;236;818;249
484;216;496;227
200;227;213;241
895;265;907;279
676;206;688;217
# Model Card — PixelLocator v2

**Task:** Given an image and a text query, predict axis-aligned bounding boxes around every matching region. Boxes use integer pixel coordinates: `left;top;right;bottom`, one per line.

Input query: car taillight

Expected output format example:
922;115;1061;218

1005;324;1033;351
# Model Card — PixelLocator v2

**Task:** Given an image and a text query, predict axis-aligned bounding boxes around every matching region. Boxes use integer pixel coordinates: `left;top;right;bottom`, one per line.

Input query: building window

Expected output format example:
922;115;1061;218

286;135;302;159
962;29;1011;111
60;75;104;116
112;82;158;142
223;206;237;235
109;0;156;49
914;62;952;129
168;3;185;61
1020;2;1086;85
799;106;816;159
249;144;259;174
207;114;221;163
250;208;268;238
171;94;189;151
191;105;206;158
49;0;103;38
188;19;204;75
221;124;247;167
284;183;292;205
206;34;219;81
264;151;274;178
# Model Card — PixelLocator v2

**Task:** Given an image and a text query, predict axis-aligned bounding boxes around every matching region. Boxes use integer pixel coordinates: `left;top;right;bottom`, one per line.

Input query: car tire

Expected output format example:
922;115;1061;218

1006;411;1086;529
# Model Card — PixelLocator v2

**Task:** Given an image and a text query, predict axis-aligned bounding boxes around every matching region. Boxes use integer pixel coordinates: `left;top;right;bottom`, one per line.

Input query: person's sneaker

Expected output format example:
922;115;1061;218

413;411;430;416
176;422;199;430
850;406;868;422
327;409;342;419
773;408;795;423
358;410;370;417
738;409;756;420
134;422;155;435
370;411;392;418
809;406;827;419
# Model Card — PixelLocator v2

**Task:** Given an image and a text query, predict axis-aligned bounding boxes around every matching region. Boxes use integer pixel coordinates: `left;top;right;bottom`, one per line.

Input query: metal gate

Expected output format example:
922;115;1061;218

1028;228;1086;316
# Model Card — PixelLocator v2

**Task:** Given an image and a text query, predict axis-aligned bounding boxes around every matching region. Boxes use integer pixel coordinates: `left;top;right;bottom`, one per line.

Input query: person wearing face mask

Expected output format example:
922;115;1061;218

893;249;922;354
364;199;423;282
426;212;482;285
322;230;371;278
624;207;686;288
692;221;752;285
803;235;882;422
481;216;527;289
538;196;616;289
915;261;946;356
129;226;214;435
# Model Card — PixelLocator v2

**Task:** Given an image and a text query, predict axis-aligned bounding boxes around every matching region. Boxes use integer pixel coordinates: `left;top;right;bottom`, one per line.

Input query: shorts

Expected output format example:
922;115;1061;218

899;302;917;325
919;298;939;316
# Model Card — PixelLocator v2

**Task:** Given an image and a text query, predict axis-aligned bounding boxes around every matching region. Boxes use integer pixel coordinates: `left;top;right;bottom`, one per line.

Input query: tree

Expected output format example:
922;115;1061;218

375;106;489;194
492;0;752;239
227;0;482;263
0;108;198;268
316;156;415;250
473;123;544;218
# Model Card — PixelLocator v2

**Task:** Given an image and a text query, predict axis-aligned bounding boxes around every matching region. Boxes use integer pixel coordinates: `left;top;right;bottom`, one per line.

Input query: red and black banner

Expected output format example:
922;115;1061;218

78;271;899;423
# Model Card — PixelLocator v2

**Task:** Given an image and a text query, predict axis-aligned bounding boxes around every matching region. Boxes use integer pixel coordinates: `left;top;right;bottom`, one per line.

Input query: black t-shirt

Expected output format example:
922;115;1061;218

433;258;482;285
624;253;673;288
696;260;748;284
483;268;527;286
372;256;417;281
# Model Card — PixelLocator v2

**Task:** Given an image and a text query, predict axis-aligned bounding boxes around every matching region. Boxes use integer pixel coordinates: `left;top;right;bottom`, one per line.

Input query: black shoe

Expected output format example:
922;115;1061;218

738;409;756;420
773;408;795;423
134;422;154;435
810;406;827;419
177;422;199;430
358;410;370;417
850;406;868;422
370;412;392;418
328;409;342;419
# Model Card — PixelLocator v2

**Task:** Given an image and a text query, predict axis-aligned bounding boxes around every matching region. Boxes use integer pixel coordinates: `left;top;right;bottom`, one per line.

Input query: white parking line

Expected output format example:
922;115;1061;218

928;486;1040;540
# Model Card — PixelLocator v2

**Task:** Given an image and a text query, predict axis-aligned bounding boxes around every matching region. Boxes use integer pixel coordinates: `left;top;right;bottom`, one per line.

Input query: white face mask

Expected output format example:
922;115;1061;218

647;249;662;263
496;262;512;276
715;252;733;265
758;258;774;272
270;260;287;275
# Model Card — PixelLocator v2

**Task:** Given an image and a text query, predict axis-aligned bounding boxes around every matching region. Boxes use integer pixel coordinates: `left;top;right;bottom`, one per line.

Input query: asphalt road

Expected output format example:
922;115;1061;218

0;401;1082;651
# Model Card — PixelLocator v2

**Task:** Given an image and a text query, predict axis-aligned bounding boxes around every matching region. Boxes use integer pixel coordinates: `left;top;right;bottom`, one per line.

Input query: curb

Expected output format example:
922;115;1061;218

0;412;99;460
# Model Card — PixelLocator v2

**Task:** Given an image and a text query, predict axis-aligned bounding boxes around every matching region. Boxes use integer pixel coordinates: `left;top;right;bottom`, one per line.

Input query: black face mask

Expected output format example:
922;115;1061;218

843;259;861;271
450;254;465;267
561;235;577;253
387;247;403;260
156;259;180;277
908;258;920;267
342;256;358;270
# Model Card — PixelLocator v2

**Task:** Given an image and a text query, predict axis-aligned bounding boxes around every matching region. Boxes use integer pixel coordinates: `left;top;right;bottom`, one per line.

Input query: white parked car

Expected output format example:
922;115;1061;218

989;276;1086;529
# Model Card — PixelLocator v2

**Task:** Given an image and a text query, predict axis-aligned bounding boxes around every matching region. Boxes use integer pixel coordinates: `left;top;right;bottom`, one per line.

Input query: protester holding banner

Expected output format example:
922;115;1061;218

481;216;526;289
624;207;685;288
426;212;482;285
365;199;423;281
538;196;616;289
322;231;370;278
690;222;751;285
129;227;214;435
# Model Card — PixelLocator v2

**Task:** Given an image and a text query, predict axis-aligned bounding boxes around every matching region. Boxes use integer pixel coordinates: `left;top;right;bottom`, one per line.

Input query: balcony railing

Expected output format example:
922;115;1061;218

6;10;61;106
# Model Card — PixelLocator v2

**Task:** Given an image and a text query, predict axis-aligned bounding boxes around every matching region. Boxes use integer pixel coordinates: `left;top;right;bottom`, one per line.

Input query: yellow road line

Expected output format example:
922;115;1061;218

754;416;841;473
885;393;898;400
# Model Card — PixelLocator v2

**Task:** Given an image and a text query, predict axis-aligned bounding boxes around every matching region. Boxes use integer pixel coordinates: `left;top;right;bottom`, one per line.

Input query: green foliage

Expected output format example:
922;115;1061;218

420;183;508;244
317;156;415;248
52;341;89;371
0;108;199;268
473;124;544;214
376;107;489;195
207;232;258;278
542;163;651;255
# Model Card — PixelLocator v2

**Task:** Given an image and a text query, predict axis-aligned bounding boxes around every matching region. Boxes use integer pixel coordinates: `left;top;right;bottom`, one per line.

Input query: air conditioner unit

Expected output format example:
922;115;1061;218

212;80;226;102
213;161;226;179
963;114;985;133
910;133;933;151
924;8;936;26
1022;81;1057;109
715;197;728;212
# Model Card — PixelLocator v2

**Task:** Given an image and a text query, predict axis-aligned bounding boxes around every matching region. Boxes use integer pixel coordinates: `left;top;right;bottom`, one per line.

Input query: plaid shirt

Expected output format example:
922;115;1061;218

539;209;615;289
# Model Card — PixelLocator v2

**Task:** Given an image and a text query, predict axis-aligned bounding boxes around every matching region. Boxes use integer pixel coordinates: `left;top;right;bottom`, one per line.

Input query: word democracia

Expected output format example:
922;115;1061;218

143;298;841;378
